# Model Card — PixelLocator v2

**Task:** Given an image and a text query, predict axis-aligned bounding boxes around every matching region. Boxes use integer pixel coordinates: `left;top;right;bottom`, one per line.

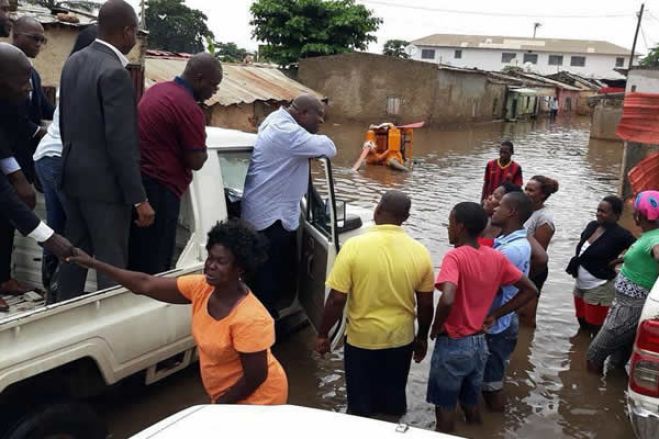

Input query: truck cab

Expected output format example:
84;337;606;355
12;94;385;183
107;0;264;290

0;126;369;438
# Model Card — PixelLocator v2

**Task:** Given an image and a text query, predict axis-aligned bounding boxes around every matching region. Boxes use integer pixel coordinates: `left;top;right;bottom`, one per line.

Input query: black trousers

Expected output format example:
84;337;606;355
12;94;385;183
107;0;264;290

247;220;296;318
128;176;180;275
344;341;414;418
57;197;131;301
0;215;14;283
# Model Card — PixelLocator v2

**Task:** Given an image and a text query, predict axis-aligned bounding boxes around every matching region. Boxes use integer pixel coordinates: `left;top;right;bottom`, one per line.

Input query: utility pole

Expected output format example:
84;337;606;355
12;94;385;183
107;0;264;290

140;0;147;30
533;22;541;38
629;3;644;70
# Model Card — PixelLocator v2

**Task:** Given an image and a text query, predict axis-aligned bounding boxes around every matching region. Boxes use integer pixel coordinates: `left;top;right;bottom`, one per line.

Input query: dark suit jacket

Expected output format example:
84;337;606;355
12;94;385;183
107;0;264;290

59;41;145;205
0;100;38;182
24;68;55;137
0;126;41;236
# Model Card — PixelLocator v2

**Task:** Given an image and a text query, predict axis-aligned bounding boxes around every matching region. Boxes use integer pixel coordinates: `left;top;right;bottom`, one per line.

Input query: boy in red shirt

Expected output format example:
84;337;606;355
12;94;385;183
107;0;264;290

427;202;537;433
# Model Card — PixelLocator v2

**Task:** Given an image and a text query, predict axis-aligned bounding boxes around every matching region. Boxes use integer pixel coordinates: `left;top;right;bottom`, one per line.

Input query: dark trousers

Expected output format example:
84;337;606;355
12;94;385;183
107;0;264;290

57;197;131;301
344;341;414;418
0;216;14;283
128;176;180;275
247;220;296;318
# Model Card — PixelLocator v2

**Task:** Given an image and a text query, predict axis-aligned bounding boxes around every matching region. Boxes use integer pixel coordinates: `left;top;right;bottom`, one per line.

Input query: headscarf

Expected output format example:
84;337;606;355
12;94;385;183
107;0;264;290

634;190;659;221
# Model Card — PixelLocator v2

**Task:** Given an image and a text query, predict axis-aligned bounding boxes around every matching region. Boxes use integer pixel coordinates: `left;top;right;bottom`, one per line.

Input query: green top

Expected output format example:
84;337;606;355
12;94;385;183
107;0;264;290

621;228;659;290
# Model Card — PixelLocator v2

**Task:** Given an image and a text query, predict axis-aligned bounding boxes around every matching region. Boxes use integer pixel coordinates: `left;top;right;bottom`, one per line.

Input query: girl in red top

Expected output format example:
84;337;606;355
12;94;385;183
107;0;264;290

481;141;523;201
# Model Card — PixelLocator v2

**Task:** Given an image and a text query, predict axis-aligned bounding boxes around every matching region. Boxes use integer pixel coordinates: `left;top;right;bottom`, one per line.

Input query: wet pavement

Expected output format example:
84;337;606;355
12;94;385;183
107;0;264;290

105;115;634;438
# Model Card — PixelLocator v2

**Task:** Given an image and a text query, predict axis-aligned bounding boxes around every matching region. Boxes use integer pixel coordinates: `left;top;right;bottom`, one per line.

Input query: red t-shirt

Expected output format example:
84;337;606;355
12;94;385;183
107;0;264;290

436;245;522;338
482;159;523;199
138;79;206;197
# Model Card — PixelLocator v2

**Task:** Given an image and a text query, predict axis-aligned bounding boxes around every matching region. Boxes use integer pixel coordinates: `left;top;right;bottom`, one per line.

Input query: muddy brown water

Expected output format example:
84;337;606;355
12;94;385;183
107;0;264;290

104;116;634;438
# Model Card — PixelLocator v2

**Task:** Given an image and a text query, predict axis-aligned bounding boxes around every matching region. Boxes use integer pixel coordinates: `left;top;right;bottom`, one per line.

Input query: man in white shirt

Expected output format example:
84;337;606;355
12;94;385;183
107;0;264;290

241;94;336;316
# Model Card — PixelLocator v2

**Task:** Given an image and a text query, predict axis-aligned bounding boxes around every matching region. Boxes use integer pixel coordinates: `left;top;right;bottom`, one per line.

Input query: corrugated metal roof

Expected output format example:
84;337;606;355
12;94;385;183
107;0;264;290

145;57;323;106
12;5;96;27
411;34;632;56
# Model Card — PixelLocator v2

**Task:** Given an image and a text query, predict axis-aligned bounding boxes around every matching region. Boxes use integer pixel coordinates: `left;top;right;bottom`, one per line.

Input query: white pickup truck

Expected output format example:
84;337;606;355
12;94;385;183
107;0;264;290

0;126;368;438
628;278;659;439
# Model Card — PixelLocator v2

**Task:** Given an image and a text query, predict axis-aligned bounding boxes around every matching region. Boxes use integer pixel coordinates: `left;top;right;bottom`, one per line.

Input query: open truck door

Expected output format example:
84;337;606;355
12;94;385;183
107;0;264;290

298;157;347;348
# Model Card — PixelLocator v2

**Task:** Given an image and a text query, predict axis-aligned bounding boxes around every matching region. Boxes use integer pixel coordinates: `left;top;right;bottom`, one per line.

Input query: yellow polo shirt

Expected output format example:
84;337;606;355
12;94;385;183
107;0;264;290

326;225;435;349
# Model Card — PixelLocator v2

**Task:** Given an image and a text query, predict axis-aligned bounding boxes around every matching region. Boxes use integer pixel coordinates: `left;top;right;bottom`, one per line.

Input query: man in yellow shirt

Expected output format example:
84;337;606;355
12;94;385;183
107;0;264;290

315;190;435;418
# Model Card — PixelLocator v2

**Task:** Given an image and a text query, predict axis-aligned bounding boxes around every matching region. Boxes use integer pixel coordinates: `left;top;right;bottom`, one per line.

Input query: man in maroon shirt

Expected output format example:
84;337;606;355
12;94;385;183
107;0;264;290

129;53;222;274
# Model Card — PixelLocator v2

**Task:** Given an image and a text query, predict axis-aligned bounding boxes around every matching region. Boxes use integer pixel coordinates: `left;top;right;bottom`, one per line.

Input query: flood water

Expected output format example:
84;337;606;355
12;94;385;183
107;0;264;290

105;116;634;438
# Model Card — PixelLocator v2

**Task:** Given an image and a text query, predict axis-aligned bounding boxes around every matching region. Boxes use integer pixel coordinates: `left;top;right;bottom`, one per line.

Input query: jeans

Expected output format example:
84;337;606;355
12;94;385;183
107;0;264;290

482;314;519;391
426;333;489;409
35;156;66;289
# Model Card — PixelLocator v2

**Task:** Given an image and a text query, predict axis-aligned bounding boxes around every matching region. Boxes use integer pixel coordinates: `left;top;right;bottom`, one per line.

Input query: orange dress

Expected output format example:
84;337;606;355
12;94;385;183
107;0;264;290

177;275;288;404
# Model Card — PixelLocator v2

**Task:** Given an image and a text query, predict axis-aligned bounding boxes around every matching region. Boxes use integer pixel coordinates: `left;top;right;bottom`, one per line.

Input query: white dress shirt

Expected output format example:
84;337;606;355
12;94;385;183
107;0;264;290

94;38;129;67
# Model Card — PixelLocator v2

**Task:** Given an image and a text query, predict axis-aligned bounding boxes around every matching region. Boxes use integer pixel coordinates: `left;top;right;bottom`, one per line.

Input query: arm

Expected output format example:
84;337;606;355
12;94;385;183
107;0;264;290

513;165;523;187
215;351;268;404
487;275;537;323
652;244;659;262
413;290;434;363
315;290;348;354
291;130;337;158
67;249;189;304
481;163;489;201
430;282;456;339
528;235;548;274
184;150;208;171
533;223;555;250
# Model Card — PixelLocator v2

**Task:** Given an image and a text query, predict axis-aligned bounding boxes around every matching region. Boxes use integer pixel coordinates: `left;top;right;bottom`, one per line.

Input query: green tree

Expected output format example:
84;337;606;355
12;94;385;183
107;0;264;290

215;42;250;63
145;0;213;53
641;45;659;67
250;0;382;68
382;39;409;58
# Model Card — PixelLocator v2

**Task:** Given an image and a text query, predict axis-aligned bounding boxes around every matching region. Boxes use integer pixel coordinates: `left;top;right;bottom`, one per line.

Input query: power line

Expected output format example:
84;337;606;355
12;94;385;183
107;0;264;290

361;0;632;19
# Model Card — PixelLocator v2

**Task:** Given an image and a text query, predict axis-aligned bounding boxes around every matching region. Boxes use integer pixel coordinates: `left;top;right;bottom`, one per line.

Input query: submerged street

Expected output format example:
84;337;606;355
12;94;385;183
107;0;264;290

104;115;634;438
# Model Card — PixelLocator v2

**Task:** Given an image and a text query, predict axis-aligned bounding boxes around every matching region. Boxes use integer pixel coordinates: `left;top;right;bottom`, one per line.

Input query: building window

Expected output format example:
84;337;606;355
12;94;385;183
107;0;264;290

523;53;538;64
548;55;563;66
421;49;435;59
387;97;401;115
616;57;625;67
501;52;517;63
454;49;462;59
570;56;586;67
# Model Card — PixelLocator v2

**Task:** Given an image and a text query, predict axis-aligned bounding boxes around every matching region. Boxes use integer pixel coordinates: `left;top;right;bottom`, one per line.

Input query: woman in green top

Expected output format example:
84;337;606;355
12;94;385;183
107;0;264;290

586;190;659;373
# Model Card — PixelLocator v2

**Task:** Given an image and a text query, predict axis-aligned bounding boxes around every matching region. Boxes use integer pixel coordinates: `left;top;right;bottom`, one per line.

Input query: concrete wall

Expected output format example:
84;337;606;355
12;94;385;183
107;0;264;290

208;101;282;133
590;96;623;141
1;25;147;88
626;69;659;93
411;45;631;79
298;52;506;126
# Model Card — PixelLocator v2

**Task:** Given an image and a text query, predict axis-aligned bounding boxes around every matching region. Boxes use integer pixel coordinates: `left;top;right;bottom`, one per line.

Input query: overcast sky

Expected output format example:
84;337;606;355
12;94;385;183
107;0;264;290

129;0;659;55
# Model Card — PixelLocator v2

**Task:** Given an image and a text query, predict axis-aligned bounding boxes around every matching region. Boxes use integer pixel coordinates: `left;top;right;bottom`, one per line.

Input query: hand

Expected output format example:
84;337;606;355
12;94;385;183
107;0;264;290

9;172;36;209
314;337;331;356
65;247;95;269
35;127;47;141
482;315;495;331
363;140;374;150
134;201;155;228
430;321;443;340
413;337;427;363
41;233;75;260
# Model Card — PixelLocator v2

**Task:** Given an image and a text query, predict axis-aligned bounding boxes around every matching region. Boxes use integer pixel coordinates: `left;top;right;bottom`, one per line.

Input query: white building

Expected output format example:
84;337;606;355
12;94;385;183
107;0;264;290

626;67;659;93
409;34;637;79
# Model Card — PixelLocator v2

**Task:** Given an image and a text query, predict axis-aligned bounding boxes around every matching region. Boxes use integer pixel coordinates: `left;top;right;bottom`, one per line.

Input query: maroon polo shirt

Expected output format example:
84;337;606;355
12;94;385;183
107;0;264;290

138;77;206;197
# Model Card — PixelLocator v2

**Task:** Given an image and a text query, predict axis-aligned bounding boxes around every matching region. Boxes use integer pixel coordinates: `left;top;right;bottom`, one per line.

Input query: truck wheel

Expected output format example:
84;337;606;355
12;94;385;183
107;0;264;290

3;402;107;439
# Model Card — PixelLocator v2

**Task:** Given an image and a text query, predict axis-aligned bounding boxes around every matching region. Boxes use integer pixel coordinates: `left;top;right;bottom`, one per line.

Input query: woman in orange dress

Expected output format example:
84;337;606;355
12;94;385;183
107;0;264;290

68;220;288;404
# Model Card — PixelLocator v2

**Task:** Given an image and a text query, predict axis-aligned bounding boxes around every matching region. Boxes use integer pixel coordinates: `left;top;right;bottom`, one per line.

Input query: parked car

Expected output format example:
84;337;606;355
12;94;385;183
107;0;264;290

130;404;458;438
627;279;659;439
0;126;369;438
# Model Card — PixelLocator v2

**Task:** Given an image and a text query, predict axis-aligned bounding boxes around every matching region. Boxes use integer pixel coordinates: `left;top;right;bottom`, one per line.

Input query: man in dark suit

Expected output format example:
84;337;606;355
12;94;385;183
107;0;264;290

0;17;57;295
0;43;74;308
11;16;55;152
58;0;154;301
